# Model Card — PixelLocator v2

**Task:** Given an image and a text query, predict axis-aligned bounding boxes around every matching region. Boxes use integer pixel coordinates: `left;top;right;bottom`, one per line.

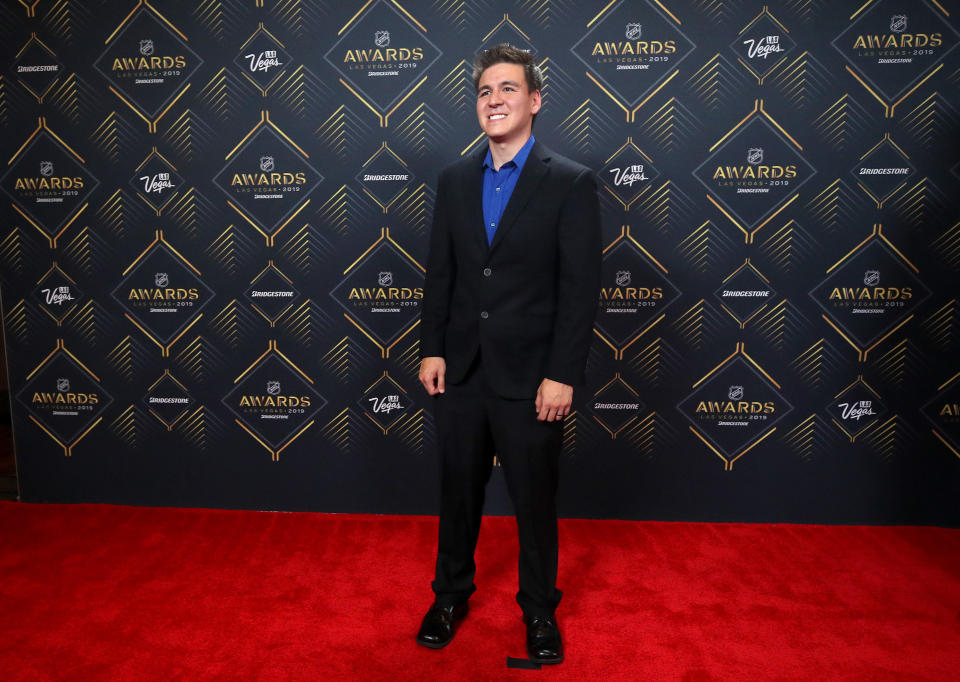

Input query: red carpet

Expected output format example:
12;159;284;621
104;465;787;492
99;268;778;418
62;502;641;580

1;502;958;680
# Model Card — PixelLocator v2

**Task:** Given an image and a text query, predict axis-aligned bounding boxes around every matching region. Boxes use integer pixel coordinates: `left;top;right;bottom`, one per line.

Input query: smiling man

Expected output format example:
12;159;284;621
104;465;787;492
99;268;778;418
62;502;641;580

416;44;601;664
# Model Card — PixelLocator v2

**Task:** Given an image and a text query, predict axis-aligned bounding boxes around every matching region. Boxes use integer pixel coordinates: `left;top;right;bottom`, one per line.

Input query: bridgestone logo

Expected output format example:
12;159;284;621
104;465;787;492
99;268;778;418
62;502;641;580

594;402;640;409
250;291;294;297
721;290;770;297
859;168;910;174
149;397;189;404
18;65;58;72
363;174;409;181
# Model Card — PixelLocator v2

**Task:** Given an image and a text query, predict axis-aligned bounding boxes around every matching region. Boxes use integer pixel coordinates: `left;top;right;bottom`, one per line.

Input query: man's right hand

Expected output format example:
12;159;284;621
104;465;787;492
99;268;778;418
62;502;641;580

419;357;446;395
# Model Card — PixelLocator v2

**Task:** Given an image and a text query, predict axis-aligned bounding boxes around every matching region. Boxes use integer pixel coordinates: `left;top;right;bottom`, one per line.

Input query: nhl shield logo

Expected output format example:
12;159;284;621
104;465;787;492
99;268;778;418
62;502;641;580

747;148;764;165
259;156;275;172
139;39;154;56
56;378;70;393
890;15;907;33
154;272;169;288
728;385;744;401
267;381;281;395
625;23;642;40
378;271;393;287
864;270;880;286
375;30;390;48
615;270;631;287
40;161;53;177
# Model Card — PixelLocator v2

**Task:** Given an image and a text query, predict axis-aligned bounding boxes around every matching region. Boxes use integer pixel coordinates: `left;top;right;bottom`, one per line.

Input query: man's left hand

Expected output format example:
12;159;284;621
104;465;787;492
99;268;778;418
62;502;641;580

535;379;573;422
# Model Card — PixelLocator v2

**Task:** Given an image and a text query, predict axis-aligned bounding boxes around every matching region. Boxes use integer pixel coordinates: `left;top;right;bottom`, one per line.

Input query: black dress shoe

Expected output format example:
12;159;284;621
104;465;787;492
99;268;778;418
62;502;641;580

524;614;563;664
416;601;469;649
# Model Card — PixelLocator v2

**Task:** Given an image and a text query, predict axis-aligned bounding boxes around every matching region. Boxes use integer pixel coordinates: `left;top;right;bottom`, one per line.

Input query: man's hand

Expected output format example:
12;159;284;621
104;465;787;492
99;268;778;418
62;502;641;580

536;378;573;422
419;356;447;395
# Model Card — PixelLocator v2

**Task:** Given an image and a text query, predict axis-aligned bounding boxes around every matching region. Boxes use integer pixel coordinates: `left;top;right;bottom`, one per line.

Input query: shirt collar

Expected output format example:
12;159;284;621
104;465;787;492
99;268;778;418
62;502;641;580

482;135;536;171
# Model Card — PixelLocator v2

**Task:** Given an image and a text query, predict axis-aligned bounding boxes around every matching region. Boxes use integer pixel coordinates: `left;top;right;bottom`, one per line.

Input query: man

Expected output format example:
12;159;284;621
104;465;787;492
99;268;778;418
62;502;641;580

416;44;601;664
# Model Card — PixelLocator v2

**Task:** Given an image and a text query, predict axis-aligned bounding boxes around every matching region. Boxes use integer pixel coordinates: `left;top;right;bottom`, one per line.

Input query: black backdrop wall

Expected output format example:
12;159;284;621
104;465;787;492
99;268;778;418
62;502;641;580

1;0;958;523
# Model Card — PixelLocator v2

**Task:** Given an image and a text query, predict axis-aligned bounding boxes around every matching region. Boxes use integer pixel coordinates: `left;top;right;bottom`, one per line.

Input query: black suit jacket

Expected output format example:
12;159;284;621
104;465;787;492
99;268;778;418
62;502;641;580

420;141;602;399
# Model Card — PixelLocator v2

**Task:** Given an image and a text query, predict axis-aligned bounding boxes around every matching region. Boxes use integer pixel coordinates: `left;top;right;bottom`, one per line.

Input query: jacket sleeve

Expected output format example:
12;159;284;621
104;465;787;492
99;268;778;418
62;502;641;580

546;167;602;386
419;169;455;358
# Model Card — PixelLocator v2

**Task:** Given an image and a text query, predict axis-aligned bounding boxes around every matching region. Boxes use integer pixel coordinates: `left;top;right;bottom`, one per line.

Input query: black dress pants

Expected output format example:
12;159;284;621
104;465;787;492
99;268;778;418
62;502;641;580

431;354;563;617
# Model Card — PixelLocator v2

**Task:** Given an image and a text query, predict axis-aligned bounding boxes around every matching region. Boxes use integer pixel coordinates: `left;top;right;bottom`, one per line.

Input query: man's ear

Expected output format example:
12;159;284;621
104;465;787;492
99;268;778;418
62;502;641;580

530;90;542;115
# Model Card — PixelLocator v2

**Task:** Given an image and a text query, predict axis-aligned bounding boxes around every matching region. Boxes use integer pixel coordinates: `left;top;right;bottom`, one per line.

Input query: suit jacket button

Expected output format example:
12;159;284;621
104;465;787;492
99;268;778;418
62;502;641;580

480;311;489;319
483;267;492;277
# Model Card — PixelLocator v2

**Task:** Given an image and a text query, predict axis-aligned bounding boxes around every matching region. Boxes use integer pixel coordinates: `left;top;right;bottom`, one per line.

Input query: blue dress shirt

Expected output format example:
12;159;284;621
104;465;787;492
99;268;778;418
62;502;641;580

481;135;535;245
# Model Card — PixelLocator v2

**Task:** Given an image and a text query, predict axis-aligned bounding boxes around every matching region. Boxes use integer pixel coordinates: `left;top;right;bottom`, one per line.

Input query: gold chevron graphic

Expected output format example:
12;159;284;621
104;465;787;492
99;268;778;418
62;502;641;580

921;299;956;350
845;64;943;120
735;6;792;84
102;0;194;132
855;134;912;208
782;414;818;461
704;100;802;243
237;23;289;96
14;33;60;102
820;224;919;362
111;405;137;449
687;342;781;470
872;338;909;388
177;405;208;451
436;60;472;113
24;339;104;456
132;147;181;215
594;226;669;359
197;67;230;120
321;407;351;454
628;337;665;386
90;112;123;163
582;0;681;120
341;227;424;358
18;0;41;18
624;412;657;453
145;369;193;430
602;139;655;210
320;337;353;384
396;409;426;453
361;371;410;434
66;300;97;346
59;227;91;277
174;335;206;382
105;336;135;381
223;110;312;246
231;340;316;461
120;230;204;357
359;141;412;212
930;370;960;459
8;117;89;248
591;373;642;439
751;299;788;350
830;375;885;442
34;262;78;325
247;260;297;326
718;258;772;328
334;0;430;127
4;299;28;343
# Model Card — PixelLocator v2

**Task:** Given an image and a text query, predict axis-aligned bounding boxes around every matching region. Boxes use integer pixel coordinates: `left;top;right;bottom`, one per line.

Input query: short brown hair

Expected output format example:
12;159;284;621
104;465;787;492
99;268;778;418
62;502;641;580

472;43;543;95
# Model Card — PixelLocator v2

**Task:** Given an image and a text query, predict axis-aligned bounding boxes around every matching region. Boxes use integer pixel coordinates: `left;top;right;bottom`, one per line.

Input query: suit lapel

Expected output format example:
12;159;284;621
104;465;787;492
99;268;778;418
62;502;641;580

463;147;488;257
488;142;550;255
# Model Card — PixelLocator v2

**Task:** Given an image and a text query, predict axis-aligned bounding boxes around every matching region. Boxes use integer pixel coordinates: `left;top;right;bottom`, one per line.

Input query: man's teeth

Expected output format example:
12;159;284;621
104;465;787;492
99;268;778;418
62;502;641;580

490;114;506;120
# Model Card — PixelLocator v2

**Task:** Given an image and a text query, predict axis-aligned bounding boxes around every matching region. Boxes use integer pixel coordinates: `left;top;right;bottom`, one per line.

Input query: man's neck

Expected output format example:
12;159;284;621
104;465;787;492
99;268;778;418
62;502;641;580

487;132;532;171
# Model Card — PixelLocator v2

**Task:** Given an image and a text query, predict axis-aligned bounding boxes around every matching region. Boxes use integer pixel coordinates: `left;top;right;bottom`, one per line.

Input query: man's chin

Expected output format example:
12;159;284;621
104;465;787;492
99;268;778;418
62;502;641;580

482;129;515;144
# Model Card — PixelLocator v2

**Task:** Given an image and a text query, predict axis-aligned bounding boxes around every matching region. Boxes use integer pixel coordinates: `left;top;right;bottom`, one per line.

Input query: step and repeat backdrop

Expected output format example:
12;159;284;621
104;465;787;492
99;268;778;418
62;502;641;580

0;0;958;523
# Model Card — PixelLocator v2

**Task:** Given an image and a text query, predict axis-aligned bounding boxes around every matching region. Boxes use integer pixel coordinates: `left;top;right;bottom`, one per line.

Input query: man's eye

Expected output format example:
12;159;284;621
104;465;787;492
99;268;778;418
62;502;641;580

479;91;490;97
